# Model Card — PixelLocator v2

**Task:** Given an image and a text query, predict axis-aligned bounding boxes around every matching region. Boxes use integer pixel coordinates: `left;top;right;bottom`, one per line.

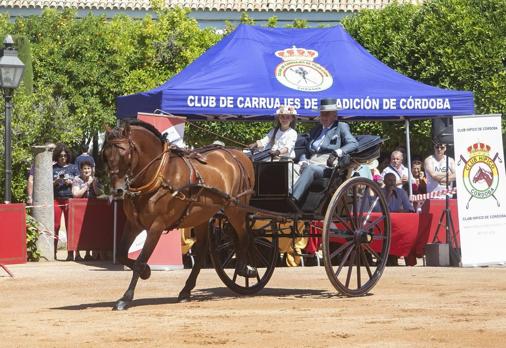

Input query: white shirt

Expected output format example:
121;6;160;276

259;127;298;159
381;164;409;189
425;155;454;196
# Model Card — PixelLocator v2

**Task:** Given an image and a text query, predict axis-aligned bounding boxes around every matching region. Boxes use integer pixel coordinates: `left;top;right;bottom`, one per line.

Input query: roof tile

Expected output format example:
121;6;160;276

1;0;426;12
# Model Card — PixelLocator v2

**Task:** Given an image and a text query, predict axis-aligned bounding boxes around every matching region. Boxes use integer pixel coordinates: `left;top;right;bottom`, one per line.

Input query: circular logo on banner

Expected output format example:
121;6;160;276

460;142;500;208
274;46;333;92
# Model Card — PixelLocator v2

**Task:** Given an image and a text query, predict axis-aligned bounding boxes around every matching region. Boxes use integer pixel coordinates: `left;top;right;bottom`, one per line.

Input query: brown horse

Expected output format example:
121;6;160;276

102;119;255;310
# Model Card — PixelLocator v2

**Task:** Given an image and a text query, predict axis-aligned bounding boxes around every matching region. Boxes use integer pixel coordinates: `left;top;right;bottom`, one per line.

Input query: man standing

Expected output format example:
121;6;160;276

292;98;358;202
424;141;456;198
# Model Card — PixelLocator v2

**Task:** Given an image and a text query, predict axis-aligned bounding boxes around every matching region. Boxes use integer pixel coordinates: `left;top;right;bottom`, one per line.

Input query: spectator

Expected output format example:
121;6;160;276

381;150;409;190
249;105;298;160
75;143;95;172
292;98;358;203
411;160;427;195
424;141;456;198
382;173;415;213
72;160;103;199
72;160;103;261
381;172;415;266
367;159;382;184
52;143;80;261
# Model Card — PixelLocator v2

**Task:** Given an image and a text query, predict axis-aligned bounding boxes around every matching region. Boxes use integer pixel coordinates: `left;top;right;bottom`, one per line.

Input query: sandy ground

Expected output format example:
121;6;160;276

1;259;506;348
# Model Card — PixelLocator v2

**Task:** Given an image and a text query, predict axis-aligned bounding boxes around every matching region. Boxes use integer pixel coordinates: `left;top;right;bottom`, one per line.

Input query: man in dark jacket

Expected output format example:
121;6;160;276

292;98;358;202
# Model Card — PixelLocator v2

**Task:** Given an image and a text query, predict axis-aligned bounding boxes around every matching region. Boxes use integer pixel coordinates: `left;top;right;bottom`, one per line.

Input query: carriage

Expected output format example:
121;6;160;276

207;134;391;297
103;120;390;310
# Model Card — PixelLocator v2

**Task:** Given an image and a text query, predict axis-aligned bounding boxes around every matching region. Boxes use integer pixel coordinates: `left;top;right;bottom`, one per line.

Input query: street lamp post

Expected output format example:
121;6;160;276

0;35;25;203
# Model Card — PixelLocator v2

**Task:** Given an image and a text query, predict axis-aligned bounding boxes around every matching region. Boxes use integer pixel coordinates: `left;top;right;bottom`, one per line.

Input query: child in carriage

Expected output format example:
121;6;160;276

249;105;298;161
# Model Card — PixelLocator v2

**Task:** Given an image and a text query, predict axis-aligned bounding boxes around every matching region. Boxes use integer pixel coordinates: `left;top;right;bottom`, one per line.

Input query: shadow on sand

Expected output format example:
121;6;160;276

52;287;359;310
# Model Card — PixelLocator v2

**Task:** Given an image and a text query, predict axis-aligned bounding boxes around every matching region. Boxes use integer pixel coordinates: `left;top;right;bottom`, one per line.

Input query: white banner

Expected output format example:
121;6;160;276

137;113;186;147
453;114;506;266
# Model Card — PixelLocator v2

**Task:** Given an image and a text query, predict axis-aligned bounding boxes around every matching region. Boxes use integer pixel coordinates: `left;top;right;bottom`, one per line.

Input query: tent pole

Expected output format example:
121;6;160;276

405;119;413;197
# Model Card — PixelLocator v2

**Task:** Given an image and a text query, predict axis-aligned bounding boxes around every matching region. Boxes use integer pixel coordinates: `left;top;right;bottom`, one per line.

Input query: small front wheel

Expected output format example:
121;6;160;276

322;177;391;296
208;213;278;295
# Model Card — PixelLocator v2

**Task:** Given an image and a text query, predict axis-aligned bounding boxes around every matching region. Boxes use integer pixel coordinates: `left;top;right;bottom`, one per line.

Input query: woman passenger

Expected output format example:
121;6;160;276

250;105;298;161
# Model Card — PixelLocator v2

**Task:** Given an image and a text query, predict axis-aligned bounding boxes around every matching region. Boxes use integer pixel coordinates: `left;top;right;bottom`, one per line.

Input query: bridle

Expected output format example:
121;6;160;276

105;135;170;195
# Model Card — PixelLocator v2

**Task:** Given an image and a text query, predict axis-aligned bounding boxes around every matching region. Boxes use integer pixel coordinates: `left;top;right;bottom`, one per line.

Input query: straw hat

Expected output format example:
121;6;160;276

276;105;298;116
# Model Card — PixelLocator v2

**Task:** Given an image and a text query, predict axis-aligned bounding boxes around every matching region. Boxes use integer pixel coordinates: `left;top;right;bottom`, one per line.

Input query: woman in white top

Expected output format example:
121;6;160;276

250;105;298;160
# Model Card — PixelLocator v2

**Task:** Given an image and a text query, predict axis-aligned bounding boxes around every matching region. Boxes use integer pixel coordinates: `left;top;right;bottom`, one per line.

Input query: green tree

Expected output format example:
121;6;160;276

343;0;506;156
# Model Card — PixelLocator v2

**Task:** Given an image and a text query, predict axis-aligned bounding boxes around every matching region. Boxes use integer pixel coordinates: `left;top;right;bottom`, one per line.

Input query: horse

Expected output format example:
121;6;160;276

102;119;256;310
473;166;493;187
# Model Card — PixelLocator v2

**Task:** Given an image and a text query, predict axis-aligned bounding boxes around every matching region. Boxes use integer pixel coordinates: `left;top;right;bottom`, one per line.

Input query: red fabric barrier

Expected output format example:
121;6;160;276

421;199;460;245
66;199;182;268
66;198;125;251
0;204;27;265
304;212;433;263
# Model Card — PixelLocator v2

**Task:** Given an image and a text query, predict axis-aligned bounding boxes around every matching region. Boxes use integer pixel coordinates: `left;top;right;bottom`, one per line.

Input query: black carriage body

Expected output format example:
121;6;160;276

249;135;384;220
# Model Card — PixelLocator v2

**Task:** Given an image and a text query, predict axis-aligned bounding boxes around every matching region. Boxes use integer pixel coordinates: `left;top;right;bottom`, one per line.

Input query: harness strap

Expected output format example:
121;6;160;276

128;142;170;194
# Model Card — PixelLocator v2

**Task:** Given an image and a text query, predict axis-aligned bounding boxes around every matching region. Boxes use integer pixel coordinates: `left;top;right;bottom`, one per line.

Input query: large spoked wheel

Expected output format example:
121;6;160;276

322;176;391;296
208;213;278;295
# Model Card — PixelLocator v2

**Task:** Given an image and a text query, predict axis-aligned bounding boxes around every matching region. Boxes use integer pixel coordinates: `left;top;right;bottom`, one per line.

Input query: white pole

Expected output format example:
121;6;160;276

405;119;413;197
113;200;117;264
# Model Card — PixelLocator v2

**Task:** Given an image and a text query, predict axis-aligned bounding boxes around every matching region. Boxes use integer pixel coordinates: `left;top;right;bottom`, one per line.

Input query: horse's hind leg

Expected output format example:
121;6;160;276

178;223;208;302
114;224;163;311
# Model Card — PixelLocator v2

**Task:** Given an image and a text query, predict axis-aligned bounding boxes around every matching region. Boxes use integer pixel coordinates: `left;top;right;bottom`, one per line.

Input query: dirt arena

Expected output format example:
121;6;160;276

1;260;506;347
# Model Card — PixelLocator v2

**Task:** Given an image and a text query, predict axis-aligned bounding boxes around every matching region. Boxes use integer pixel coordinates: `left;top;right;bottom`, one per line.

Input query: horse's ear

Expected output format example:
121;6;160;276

104;125;112;133
122;123;131;137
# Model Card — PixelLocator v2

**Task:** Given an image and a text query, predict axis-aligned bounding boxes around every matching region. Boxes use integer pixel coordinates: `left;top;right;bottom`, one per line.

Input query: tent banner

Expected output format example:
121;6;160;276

453;114;506;266
116;25;474;120
137;113;186;147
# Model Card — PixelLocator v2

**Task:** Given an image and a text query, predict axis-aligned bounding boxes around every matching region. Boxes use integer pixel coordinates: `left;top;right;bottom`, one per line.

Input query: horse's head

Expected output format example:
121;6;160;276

102;123;136;197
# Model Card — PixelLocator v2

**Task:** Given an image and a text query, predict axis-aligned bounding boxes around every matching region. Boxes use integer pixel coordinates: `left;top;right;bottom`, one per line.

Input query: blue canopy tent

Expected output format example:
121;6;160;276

116;24;474;195
116;24;473;120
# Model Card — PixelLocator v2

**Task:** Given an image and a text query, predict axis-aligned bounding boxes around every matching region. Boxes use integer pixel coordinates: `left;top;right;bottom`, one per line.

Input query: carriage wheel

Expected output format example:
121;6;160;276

322;176;391;296
208;213;278;295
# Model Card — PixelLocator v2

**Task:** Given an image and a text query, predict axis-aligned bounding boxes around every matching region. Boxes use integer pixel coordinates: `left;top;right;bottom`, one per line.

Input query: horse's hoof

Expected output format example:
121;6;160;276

177;292;191;303
139;265;151;280
113;300;130;311
237;265;258;278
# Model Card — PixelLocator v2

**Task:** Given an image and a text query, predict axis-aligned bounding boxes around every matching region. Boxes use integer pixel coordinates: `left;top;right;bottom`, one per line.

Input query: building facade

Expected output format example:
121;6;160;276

1;0;426;28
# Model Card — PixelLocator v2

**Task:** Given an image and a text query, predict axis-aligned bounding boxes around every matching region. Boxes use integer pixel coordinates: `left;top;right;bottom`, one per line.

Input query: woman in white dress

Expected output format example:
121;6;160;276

250;105;298;160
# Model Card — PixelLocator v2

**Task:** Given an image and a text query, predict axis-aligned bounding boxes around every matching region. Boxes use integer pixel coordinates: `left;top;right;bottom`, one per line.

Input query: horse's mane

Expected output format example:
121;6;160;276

108;118;164;141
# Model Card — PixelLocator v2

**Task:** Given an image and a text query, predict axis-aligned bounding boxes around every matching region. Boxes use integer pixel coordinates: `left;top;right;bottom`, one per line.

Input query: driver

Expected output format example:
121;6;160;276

292;98;358;203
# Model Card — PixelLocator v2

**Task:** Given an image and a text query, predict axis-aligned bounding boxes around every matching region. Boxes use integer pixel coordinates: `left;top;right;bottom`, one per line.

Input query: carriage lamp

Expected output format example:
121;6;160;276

0;35;25;203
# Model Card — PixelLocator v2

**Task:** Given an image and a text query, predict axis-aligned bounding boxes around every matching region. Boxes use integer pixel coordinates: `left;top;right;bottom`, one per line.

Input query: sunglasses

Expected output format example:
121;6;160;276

58;154;68;158
434;145;446;149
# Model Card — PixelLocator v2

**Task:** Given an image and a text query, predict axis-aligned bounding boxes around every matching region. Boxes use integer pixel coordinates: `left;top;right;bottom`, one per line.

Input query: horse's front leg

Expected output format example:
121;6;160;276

116;221;141;271
114;222;164;311
178;223;209;302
